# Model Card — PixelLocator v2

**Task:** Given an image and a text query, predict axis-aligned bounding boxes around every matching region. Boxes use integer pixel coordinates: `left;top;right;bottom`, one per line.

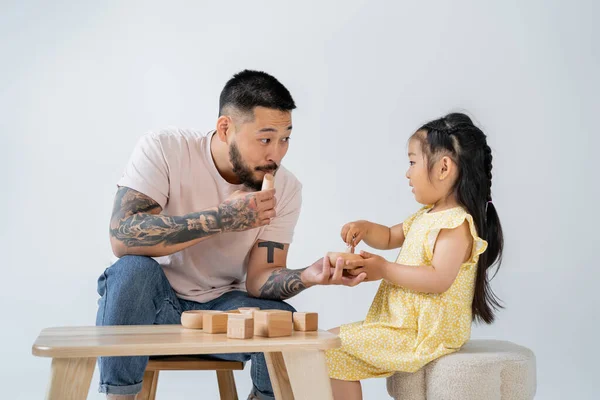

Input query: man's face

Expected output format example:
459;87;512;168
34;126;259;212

229;106;292;191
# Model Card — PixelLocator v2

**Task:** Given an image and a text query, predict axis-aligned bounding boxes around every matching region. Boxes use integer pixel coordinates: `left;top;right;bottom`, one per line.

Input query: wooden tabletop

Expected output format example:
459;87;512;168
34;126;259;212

32;325;341;358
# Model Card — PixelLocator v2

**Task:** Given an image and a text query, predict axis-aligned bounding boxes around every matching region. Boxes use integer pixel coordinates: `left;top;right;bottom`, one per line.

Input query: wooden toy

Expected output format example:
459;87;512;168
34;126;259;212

180;310;205;329
262;173;274;190
184;307;317;339
254;310;293;338
202;311;228;334
238;307;260;315
293;312;318;331
327;251;363;269
227;313;254;339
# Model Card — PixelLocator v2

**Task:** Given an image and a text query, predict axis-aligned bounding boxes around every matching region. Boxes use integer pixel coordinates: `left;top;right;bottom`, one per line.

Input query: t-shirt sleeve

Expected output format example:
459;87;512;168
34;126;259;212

117;133;170;209
258;184;302;244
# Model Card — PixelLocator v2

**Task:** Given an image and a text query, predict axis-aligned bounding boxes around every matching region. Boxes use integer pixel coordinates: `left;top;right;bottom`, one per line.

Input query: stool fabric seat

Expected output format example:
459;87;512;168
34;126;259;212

386;340;536;400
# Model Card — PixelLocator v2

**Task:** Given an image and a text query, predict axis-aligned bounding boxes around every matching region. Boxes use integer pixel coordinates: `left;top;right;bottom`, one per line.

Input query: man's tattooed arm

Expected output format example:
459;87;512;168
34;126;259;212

249;238;365;299
246;241;310;300
109;187;264;257
258;268;308;300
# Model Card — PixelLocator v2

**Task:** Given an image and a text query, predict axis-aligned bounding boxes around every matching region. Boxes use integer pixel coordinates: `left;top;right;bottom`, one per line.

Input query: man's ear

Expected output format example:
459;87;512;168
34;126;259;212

216;115;234;142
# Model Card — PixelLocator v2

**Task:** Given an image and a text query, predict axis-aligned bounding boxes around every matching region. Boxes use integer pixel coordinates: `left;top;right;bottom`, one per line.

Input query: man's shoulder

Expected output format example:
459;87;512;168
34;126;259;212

142;127;211;145
275;166;302;197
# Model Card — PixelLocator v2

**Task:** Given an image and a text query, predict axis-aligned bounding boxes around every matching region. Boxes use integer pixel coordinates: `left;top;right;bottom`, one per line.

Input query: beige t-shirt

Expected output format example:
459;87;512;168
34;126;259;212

117;128;302;303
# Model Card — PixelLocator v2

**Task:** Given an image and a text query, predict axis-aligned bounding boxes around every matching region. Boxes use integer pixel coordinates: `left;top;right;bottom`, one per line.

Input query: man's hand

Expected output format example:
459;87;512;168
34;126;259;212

219;189;277;232
301;255;367;288
344;250;390;282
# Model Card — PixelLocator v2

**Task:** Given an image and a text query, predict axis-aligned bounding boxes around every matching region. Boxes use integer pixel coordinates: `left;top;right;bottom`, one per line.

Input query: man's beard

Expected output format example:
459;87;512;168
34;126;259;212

229;141;278;191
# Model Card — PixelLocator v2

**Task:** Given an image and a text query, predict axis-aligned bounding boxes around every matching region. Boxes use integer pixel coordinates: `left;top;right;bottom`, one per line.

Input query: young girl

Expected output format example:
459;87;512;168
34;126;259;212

326;113;504;400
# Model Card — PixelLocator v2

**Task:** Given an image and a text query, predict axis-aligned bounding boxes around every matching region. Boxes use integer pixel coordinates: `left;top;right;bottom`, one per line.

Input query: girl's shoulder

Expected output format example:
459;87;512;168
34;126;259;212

402;205;434;236
404;205;472;234
417;206;488;262
406;205;467;222
422;206;471;228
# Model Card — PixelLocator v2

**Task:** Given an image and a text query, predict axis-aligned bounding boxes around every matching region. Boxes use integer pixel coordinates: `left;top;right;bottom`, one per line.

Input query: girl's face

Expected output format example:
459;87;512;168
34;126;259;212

406;135;454;205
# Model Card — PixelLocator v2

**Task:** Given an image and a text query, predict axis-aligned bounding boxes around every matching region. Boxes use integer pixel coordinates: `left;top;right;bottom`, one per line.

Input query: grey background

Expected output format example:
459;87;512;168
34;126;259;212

1;1;597;398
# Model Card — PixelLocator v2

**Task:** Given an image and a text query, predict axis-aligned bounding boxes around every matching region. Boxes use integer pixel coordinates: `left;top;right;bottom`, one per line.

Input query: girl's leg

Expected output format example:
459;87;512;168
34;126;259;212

327;328;362;399
331;379;362;400
327;327;363;399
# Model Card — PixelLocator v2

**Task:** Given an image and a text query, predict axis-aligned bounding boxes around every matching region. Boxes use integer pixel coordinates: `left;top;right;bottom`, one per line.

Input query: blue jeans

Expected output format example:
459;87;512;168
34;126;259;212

95;255;295;399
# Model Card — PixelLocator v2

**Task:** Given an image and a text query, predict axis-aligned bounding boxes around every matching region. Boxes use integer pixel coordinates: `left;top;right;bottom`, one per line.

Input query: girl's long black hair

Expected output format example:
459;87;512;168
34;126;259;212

415;113;504;324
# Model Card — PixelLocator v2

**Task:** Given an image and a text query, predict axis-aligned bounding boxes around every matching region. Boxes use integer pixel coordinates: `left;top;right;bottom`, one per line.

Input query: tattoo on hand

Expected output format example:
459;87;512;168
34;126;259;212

259;268;307;300
258;241;285;263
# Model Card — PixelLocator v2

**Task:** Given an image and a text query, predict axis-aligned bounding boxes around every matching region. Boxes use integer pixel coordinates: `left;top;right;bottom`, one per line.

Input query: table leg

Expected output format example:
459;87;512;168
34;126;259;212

264;352;294;400
139;370;159;400
216;370;238;400
281;351;333;400
46;357;96;400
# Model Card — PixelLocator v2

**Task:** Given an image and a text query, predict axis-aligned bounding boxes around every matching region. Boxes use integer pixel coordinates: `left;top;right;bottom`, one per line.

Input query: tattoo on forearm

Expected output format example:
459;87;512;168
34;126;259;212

112;187;161;217
110;210;222;247
217;195;259;232
259;268;307;300
110;187;221;247
110;187;266;248
258;241;285;263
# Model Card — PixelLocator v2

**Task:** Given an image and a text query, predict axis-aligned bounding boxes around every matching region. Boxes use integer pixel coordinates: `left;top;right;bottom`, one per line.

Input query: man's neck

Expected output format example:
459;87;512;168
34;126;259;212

209;131;240;184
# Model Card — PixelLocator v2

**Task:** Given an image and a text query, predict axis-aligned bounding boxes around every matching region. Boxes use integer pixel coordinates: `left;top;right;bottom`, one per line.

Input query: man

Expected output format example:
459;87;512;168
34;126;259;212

96;69;366;399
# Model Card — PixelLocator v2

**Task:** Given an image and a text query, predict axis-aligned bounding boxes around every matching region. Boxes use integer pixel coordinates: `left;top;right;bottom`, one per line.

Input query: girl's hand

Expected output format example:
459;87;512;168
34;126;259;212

344;250;389;282
341;220;371;247
302;255;367;287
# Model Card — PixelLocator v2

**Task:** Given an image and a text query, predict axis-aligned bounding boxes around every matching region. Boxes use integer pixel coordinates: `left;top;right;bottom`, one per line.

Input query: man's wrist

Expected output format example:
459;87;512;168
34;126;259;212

300;267;315;288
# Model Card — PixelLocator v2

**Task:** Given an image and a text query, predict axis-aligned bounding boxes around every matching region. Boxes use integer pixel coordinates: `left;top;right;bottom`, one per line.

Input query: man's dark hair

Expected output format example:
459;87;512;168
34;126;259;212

219;70;296;118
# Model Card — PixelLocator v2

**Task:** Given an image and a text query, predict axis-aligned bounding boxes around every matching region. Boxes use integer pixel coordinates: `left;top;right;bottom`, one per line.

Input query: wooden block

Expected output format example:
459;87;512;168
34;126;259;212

203;311;228;334
254;310;293;338
181;310;205;329
262;173;274;190
238;307;260;316
293;312;318;332
227;314;254;339
327;251;364;270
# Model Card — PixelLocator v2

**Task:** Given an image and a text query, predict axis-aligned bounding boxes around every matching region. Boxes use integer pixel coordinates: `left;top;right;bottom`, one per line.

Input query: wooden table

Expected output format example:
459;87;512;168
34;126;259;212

32;325;341;400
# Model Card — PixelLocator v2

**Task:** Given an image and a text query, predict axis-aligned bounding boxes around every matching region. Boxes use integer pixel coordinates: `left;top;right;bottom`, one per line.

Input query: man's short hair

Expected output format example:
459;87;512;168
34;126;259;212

219;70;296;119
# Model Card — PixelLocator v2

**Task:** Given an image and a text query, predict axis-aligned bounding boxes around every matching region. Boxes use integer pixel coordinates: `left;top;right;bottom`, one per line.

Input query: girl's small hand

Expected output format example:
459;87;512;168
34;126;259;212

344;250;389;282
341;220;371;247
302;255;367;287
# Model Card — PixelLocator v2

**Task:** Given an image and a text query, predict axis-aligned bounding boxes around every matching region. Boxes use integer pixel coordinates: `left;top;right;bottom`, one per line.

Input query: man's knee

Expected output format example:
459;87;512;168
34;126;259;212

96;256;168;326
97;255;163;298
235;295;297;313
268;300;296;313
110;255;161;276
108;255;161;282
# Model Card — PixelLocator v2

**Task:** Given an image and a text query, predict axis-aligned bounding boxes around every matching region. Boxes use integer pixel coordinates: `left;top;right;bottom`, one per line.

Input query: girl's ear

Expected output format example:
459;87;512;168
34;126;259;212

438;156;453;180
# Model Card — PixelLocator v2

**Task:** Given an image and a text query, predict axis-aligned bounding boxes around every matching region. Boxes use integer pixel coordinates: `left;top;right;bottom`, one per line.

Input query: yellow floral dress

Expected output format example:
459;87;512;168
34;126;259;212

326;206;488;380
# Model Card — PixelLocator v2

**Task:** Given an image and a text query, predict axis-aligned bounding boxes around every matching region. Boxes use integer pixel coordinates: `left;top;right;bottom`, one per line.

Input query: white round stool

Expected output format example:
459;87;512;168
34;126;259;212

386;340;536;400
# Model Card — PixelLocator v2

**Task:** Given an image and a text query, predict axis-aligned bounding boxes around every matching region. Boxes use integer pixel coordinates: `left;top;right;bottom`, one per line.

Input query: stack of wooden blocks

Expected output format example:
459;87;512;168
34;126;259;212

181;308;319;339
